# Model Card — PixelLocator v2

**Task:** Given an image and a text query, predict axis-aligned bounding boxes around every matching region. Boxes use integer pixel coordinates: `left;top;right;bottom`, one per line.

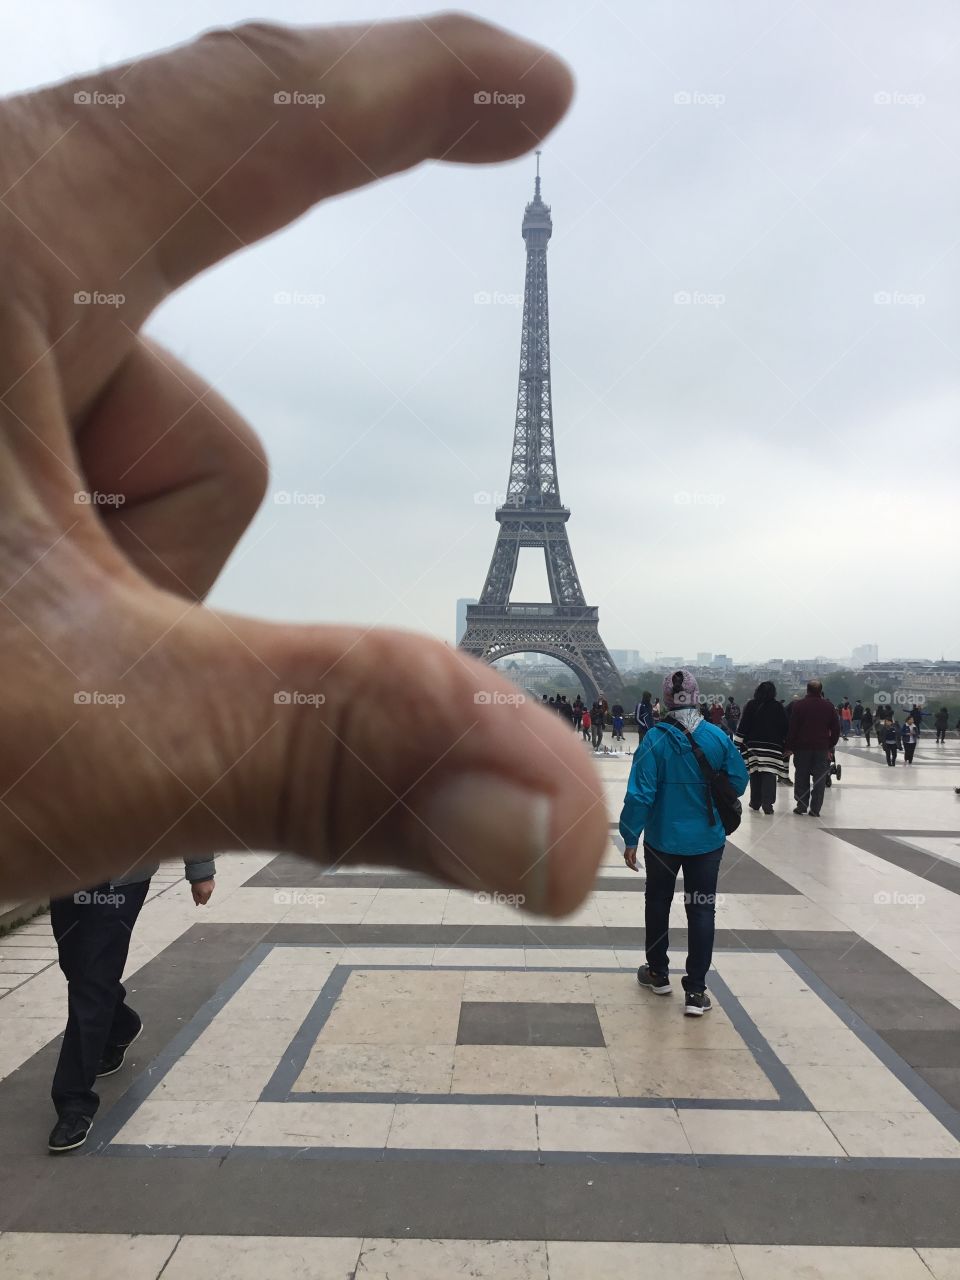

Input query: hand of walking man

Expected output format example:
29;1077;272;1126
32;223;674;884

191;878;216;907
0;15;606;917
623;845;639;872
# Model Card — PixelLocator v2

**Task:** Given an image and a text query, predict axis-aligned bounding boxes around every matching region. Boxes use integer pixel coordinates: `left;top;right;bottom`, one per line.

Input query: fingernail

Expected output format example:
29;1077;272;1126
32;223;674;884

418;773;552;914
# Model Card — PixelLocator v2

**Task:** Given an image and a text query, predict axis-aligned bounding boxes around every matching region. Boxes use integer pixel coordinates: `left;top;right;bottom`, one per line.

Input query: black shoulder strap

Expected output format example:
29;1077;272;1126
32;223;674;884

656;718;718;823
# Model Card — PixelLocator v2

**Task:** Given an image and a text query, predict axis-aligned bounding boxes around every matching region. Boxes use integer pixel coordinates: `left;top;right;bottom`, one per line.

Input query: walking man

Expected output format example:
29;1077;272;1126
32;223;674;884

785;679;840;817
48;856;216;1153
852;700;864;736
935;706;949;745
620;669;749;1015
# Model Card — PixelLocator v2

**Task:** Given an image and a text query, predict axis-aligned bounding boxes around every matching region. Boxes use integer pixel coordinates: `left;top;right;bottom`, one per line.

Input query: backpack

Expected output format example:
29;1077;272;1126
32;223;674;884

656;717;742;835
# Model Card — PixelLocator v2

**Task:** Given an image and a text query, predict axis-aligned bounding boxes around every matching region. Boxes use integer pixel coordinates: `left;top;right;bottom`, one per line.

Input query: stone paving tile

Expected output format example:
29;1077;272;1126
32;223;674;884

163;1236;364;1280
548;1242;741;1279
0;1233;178;1279
356;1238;548;1278
733;1244;934;1278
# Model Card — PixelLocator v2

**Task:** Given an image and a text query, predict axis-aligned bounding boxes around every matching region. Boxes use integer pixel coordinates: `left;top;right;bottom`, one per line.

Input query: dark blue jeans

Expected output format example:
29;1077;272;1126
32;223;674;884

50;879;150;1118
643;844;724;993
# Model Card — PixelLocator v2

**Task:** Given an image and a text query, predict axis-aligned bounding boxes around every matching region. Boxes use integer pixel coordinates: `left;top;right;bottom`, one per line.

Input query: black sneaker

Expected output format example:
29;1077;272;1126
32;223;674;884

793;805;807;815
684;990;712;1017
48;1112;92;1153
97;1018;142;1077
762;807;774;815
637;964;672;995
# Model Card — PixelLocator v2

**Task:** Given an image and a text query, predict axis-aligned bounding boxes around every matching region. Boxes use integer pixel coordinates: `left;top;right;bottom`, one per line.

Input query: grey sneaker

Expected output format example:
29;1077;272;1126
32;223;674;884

637;964;672;995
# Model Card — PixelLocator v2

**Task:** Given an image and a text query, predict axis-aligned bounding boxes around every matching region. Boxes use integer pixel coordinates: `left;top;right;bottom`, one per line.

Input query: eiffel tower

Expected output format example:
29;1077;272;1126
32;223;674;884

459;157;622;704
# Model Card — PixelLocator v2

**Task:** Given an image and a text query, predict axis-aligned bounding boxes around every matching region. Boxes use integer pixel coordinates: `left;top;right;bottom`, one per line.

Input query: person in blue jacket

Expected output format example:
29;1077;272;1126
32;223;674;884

619;668;749;1016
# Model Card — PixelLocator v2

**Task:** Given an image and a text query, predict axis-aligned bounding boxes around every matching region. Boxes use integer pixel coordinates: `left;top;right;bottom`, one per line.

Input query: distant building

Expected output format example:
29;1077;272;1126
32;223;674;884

851;643;879;667
456;597;478;644
609;649;642;671
696;652;713;666
711;654;732;671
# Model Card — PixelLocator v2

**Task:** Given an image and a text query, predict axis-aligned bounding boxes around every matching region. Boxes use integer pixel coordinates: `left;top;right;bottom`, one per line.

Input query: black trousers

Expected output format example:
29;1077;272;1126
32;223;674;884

793;749;829;814
50;879;150;1118
749;772;777;812
904;741;916;763
936;728;946;743
884;743;899;766
644;844;724;993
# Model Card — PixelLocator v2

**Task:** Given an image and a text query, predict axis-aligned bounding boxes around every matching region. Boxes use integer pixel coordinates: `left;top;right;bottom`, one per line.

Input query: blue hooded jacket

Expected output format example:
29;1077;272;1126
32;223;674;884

619;715;749;854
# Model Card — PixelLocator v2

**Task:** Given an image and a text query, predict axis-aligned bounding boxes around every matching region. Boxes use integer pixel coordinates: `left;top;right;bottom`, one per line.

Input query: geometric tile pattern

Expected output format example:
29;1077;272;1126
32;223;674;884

5;740;960;1273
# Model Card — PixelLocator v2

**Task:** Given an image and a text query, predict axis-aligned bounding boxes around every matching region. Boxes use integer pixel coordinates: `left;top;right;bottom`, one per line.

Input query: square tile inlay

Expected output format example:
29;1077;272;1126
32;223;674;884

456;1000;606;1047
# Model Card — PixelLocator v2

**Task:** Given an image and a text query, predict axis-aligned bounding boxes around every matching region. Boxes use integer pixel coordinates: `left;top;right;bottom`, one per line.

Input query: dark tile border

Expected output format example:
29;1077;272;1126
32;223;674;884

247;848;801;896
827;828;960;898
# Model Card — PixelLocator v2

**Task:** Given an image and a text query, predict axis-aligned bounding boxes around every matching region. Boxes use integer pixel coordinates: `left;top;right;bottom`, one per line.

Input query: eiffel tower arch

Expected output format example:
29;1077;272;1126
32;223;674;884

459;158;622;706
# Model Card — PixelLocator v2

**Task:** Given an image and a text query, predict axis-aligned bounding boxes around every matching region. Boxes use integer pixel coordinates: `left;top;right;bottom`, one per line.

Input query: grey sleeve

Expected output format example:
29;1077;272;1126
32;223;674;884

183;856;216;883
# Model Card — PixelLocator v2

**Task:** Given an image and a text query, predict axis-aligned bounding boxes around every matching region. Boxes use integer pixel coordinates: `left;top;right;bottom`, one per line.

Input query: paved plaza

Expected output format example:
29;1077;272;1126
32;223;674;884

2;735;960;1277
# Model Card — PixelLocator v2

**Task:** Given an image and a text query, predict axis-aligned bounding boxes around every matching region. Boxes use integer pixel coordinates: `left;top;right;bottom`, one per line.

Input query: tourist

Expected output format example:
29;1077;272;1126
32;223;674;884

840;700;852;740
572;695;584;731
902;715;919;765
784;679;841;817
619;669;749;1015
852;700;864;735
580;706;592;743
862;705;875;746
724;696;741;734
652;698;662;722
635;691;654;740
736;681;789;814
48;858;216;1153
911;703;925;734
611;701;625;741
707;700;726;731
935;706;949;745
881;714;902;767
590;701;604;749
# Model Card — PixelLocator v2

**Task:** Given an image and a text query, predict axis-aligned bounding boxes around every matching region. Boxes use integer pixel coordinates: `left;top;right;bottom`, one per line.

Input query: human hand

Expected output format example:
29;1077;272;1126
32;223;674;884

623;845;639;872
191;878;215;906
0;15;606;918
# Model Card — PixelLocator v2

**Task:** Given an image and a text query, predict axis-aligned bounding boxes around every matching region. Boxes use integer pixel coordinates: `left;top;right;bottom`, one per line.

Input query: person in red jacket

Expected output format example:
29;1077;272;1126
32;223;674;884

784;679;841;818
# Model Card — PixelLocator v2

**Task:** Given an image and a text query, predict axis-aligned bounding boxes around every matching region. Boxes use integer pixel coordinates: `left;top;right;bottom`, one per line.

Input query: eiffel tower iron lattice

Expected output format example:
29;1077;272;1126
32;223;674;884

459;158;622;705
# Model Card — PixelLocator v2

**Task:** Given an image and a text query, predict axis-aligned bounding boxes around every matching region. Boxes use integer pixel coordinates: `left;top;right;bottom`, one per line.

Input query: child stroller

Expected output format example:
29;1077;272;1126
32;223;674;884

824;747;841;788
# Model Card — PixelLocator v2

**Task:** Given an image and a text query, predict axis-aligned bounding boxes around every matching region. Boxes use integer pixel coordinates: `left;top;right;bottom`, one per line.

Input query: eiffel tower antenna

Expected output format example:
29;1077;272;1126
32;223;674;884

458;163;622;703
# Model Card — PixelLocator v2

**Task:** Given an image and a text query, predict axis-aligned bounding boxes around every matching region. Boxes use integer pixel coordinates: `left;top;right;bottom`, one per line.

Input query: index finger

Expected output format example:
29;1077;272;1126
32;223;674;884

34;13;574;294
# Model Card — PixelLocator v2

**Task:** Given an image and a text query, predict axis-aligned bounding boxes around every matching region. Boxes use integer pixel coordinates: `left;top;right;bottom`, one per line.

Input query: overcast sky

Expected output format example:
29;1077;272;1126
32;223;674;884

5;1;960;663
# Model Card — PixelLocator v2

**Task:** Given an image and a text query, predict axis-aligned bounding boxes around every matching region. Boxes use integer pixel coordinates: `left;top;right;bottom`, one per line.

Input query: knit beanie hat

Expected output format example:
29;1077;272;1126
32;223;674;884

663;668;700;710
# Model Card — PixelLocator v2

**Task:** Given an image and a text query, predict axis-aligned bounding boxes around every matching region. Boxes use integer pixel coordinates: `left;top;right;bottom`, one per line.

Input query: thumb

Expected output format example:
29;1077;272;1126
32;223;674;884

193;615;608;918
